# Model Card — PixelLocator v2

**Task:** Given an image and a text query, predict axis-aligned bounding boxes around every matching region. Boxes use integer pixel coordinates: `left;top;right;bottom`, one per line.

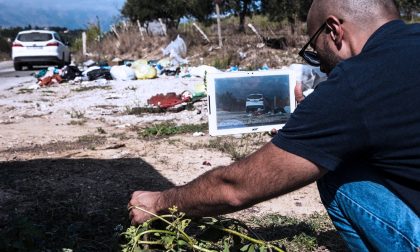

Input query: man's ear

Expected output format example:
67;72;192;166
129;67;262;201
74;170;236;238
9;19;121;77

326;16;343;48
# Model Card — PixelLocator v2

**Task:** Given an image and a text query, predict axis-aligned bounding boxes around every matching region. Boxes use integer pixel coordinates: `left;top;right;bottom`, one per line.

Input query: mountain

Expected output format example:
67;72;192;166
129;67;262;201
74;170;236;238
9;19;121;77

0;0;125;31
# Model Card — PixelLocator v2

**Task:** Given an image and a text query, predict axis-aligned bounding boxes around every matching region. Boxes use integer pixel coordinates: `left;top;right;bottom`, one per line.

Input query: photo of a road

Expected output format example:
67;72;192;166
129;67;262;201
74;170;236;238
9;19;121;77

217;110;290;130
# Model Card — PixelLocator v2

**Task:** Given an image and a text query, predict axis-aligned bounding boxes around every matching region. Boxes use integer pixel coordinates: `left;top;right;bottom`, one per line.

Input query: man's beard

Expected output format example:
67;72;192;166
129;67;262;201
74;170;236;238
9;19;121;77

319;39;341;75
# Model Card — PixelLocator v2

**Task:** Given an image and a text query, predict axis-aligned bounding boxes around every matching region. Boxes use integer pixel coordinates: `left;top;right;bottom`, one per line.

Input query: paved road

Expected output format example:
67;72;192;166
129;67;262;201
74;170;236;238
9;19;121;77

0;61;36;78
0;61;36;90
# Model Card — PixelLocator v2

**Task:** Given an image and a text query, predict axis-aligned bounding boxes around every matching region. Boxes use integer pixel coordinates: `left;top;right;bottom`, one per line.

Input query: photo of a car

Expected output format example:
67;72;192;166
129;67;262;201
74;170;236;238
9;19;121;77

12;30;71;71
245;93;265;113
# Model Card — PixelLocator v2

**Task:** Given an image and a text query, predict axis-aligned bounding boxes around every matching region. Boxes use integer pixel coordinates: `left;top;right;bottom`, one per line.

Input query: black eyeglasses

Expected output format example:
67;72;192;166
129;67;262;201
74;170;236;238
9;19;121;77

298;22;327;66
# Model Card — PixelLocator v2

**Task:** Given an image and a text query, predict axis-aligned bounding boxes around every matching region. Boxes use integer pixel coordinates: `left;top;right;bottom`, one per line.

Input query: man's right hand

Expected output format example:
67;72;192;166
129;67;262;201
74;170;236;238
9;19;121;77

295;82;306;103
128;191;162;225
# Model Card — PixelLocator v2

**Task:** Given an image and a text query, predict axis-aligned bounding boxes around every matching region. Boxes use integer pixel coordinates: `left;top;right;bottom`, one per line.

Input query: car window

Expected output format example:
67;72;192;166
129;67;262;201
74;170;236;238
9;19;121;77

247;94;263;99
54;33;63;42
17;33;53;42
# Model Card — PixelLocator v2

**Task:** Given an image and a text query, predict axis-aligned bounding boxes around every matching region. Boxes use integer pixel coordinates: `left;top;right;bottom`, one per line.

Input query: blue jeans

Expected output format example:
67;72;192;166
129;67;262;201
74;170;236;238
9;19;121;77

317;166;420;251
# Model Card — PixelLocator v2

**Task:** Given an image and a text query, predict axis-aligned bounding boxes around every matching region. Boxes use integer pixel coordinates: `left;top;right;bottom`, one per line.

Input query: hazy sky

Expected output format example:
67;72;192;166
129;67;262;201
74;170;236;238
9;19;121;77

0;0;126;30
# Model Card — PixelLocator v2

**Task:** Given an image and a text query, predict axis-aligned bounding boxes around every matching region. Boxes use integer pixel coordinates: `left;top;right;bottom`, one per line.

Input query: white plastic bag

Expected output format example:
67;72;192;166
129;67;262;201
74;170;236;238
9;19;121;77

110;65;136;81
189;65;222;78
162;35;187;58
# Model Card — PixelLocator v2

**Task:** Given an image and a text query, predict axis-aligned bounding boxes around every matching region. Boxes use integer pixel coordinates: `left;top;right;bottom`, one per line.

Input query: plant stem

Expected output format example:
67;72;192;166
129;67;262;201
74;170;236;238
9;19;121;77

215;226;285;252
131;206;194;244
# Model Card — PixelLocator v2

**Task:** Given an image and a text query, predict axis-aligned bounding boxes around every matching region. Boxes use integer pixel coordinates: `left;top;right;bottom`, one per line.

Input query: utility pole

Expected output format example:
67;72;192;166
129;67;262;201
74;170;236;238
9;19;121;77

215;0;223;48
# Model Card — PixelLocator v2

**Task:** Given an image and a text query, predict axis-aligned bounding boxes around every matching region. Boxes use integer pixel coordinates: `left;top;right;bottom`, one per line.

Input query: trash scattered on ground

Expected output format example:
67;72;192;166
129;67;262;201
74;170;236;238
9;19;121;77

110;65;136;81
162;35;188;66
202;161;212;166
132;63;157;80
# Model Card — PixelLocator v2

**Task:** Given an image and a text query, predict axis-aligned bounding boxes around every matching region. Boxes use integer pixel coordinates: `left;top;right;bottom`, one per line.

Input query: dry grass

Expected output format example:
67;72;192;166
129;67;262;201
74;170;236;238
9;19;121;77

73;16;308;70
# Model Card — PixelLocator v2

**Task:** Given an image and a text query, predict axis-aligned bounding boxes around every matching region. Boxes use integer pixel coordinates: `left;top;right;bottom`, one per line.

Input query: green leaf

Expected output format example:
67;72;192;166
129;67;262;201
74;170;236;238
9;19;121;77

223;239;231;252
177;239;188;246
240;244;251;251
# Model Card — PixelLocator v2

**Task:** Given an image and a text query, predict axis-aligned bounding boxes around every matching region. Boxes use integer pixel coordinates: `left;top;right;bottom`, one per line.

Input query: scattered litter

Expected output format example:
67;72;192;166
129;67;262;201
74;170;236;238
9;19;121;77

85;67;113;81
61;65;82;81
27;84;40;90
193;132;205;137
39;74;63;87
110;65;136;81
202;161;211;166
132;64;157;79
161;67;180;76
83;59;96;68
148;92;185;109
162;35;187;58
115;124;131;129
162;35;188;66
189;65;221;78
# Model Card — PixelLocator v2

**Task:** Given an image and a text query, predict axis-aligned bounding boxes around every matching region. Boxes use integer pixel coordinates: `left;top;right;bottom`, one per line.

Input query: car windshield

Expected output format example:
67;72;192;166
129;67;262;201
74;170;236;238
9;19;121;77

17;33;52;42
248;94;262;99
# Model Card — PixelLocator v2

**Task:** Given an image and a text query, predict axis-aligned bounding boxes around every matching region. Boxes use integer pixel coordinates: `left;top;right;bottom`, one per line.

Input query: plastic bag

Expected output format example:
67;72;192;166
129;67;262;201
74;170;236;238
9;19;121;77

189;65;221;78
110;65;136;81
132;64;157;79
162;35;187;58
162;35;188;66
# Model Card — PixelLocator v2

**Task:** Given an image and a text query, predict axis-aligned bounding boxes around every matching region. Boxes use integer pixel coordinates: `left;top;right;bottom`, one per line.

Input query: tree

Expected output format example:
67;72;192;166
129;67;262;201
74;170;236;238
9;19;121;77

122;0;219;28
395;0;419;21
186;0;215;25
261;0;312;23
121;0;188;28
224;0;260;32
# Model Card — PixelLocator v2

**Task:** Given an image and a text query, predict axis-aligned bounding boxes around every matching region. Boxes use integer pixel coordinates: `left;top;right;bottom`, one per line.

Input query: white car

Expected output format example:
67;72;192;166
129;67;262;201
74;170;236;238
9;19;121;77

12;30;71;71
245;93;266;113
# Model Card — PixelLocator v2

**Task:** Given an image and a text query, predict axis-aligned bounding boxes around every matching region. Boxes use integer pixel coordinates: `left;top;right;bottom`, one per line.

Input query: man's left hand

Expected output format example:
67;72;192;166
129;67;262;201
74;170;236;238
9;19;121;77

128;191;162;225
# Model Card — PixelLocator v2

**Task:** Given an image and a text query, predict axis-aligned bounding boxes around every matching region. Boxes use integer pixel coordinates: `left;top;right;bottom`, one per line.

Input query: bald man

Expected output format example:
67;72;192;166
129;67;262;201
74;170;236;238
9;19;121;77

128;0;420;250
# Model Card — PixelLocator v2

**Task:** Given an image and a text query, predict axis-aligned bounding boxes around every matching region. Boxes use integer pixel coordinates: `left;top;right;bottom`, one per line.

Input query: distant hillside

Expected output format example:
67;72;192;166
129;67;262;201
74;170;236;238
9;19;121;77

0;0;123;31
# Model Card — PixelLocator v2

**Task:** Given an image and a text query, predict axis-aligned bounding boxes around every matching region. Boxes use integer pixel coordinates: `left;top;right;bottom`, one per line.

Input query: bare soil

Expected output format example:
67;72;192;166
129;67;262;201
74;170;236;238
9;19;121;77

0;32;344;249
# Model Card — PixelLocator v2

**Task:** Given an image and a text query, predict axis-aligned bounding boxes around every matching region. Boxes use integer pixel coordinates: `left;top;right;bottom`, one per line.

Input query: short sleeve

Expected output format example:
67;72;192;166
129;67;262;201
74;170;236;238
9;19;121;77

271;68;369;171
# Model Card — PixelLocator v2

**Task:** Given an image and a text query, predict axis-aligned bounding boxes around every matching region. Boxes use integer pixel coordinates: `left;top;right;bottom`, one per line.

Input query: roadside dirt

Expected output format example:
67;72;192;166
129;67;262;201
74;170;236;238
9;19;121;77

0;75;329;250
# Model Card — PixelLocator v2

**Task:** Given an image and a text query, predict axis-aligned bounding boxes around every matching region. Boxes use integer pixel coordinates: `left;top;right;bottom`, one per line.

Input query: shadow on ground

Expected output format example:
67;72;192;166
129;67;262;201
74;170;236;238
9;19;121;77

0;158;174;251
0;158;346;252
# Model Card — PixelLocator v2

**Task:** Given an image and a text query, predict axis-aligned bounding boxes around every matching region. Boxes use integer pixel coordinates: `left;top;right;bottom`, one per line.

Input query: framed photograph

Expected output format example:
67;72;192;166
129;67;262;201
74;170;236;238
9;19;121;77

207;70;296;136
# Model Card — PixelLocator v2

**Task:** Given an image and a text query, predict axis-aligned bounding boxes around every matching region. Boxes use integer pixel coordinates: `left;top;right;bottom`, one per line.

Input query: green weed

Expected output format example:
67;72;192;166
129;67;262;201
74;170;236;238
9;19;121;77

67;109;85;119
122;206;286;252
138;122;208;138
72;85;112;92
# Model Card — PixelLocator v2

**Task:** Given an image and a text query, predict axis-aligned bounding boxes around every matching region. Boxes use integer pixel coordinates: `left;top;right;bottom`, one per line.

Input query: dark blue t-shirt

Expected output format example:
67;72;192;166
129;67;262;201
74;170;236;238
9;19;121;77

272;20;420;215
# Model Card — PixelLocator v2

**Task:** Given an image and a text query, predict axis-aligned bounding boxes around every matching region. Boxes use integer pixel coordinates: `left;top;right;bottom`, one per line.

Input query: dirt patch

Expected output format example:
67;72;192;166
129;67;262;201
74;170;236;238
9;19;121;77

0;67;343;251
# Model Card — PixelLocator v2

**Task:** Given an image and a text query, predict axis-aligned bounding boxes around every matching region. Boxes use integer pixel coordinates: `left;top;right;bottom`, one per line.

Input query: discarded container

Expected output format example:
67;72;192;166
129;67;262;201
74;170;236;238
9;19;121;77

133;64;157;80
110;65;136;81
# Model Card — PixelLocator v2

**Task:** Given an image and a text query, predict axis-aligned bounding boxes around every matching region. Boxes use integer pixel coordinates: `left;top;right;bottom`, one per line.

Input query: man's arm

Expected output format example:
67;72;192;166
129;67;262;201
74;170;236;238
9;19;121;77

129;142;327;224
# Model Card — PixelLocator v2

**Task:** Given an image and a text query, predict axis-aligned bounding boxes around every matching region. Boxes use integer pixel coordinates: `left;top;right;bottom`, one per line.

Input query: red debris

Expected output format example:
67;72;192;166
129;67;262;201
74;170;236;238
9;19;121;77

147;91;192;109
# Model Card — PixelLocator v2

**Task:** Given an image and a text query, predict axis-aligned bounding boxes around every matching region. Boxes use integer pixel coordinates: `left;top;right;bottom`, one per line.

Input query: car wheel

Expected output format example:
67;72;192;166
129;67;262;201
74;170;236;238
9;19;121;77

13;62;22;71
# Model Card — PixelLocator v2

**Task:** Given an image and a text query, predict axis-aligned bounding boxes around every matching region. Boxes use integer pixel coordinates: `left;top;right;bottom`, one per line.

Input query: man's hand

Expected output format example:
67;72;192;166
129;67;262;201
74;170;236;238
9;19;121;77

128;191;162;225
294;82;306;103
270;82;306;136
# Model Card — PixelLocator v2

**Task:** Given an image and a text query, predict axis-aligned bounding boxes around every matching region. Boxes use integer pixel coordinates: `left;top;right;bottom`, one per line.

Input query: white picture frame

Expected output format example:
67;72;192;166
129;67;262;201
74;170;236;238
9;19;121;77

207;70;296;136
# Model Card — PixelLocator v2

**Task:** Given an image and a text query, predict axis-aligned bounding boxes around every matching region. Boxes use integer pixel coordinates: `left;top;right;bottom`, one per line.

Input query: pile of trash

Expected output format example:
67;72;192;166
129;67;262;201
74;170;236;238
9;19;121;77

34;35;225;87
